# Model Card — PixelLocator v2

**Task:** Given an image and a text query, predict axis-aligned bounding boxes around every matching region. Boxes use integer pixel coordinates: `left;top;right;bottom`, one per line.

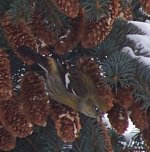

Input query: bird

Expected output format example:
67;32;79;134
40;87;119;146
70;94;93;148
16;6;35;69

38;57;107;120
17;46;108;120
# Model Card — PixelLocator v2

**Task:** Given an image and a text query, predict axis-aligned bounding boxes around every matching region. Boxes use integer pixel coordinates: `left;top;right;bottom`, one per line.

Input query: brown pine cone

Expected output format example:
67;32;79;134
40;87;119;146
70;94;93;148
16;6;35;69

146;109;150;127
129;102;148;131
1;14;37;65
51;0;80;18
0;49;12;101
108;103;129;134
99;120;113;152
49;101;81;142
113;87;134;109
55;114;80;142
142;126;150;151
28;10;55;56
77;57;114;111
55;8;85;55
140;0;150;15
21;72;48;100
117;2;133;20
49;101;79;120
0;99;33;138
0;123;16;151
81;0;119;48
23;101;49;127
21;72;49;126
49;101;68;119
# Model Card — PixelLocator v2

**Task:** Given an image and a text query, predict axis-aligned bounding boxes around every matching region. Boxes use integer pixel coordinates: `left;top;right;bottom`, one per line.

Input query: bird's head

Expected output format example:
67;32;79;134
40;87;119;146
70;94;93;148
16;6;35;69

77;95;107;121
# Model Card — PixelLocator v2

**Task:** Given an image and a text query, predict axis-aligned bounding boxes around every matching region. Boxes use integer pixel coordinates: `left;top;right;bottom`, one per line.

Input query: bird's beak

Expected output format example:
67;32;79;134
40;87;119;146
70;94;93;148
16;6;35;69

96;115;100;122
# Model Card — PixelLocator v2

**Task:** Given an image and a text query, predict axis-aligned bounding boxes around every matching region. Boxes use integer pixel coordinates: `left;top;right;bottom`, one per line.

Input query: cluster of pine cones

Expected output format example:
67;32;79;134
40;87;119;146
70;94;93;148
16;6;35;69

0;0;133;60
0;48;113;151
0;0;150;151
0;47;150;151
0;48;82;151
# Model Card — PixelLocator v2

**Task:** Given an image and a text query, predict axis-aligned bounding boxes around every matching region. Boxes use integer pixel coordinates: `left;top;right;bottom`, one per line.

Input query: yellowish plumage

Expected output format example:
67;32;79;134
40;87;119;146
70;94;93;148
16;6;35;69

39;57;108;119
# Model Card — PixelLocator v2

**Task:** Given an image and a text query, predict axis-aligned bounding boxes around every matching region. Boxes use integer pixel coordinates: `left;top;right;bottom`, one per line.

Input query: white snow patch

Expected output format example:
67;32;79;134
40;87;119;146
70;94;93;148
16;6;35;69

127;34;150;54
146;20;150;24
129;21;150;36
119;113;125;120
122;47;150;66
102;114;111;128
40;40;46;47
15;85;21;89
103;114;139;141
123;118;139;141
122;47;136;58
59;30;70;39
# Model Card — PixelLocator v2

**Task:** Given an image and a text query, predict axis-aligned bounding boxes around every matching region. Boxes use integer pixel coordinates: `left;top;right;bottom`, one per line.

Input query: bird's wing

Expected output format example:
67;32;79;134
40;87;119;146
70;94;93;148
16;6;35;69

38;58;80;110
68;70;96;96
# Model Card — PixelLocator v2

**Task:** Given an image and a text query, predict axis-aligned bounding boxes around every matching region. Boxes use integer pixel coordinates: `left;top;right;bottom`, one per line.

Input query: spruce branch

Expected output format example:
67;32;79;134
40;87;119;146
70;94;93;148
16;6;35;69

42;0;71;38
0;0;11;18
125;132;146;152
93;18;145;60
102;52;136;92
26;138;41;152
1;0;150;151
132;1;150;21
81;0;110;21
0;26;8;48
9;0;33;22
72;116;106;152
108;128;126;152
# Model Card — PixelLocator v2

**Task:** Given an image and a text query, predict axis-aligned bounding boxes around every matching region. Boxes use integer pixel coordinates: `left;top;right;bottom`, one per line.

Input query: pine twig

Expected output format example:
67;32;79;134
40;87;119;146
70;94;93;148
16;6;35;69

26;138;41;152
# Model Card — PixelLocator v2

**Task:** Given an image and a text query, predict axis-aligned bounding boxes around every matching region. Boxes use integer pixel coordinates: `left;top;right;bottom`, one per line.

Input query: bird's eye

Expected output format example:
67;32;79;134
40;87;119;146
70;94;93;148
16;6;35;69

95;106;99;112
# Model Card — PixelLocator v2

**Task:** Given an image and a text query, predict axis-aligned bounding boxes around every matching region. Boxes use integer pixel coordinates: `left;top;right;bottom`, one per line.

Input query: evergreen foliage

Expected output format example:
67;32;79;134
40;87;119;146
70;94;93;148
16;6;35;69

0;0;150;151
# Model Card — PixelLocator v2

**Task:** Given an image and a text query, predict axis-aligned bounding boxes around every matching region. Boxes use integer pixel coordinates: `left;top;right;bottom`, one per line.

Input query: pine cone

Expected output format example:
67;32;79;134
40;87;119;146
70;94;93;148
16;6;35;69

0;49;12;101
55;114;80;142
49;101;79;120
28;10;55;56
49;101;81;142
129;102;148;131
0;123;16;151
51;0;80;18
142;126;150;151
81;0;119;48
99;120;113;152
0;99;33;138
55;8;85;55
146;109;150;126
117;2;133;20
1;14;37;65
77;57;114;110
108;103;129;134
21;72;49;126
140;0;150;15
49;101;67;119
114;87;134;109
